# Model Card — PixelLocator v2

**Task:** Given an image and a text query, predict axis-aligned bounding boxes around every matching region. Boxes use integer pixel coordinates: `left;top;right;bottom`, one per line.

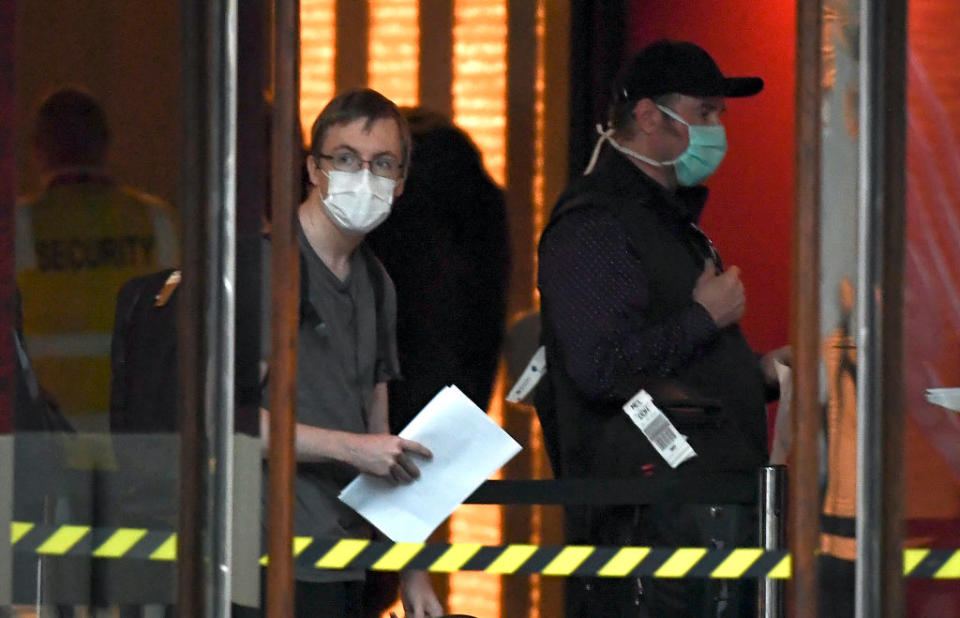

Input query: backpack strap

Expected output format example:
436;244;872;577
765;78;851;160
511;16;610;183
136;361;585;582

298;249;323;330
359;242;388;355
549;191;603;223
266;233;386;334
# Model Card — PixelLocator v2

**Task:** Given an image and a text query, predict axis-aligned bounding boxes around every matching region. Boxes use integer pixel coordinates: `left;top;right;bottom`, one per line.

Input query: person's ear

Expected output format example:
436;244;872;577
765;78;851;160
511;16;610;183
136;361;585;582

632;99;662;135
393;176;405;199
305;155;323;187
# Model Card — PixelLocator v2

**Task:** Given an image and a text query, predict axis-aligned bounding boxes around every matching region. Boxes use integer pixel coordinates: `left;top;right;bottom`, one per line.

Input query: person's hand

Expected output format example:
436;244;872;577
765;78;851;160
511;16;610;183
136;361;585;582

341;433;432;483
760;345;792;386
393;570;443;618
693;263;746;329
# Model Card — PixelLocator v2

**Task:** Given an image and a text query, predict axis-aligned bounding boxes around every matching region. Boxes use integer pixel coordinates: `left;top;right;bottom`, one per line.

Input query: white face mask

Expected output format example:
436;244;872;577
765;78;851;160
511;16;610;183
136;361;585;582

321;168;396;234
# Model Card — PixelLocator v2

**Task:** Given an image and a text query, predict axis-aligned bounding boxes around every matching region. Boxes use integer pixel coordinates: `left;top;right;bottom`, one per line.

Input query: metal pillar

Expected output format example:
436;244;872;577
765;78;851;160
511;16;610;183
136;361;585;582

759;466;787;618
265;1;300;616
855;0;908;616
789;1;822;616
179;0;238;615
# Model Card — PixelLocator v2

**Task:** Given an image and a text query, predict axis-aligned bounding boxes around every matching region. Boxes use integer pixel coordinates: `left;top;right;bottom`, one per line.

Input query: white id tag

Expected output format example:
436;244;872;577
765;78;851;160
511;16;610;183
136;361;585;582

506;346;547;403
623;389;697;468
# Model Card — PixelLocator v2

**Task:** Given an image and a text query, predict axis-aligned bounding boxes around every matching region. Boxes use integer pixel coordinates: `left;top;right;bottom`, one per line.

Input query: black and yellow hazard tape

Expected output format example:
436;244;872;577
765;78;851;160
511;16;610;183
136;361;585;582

10;522;960;579
11;521;176;562
276;540;793;580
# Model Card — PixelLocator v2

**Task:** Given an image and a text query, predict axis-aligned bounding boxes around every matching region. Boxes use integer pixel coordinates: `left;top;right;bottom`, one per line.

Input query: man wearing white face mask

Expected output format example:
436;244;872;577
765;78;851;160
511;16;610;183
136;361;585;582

536;41;789;617
256;89;442;618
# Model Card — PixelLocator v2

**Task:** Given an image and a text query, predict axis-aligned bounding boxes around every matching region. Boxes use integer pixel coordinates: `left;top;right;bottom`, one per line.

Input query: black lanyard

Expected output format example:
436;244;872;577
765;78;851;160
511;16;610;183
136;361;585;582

689;222;723;273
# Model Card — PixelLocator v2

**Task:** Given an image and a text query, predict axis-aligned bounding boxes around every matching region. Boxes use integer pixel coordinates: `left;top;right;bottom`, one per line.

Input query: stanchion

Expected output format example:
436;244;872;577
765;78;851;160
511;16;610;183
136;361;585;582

759;465;787;618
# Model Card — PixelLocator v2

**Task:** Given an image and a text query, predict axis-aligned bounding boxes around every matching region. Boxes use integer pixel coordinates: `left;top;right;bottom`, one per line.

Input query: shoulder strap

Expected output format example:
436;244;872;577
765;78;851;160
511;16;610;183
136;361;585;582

549;191;603;223
291;236;386;332
361;243;386;310
545;188;648;241
360;243;388;349
262;231;323;330
298;249;323;329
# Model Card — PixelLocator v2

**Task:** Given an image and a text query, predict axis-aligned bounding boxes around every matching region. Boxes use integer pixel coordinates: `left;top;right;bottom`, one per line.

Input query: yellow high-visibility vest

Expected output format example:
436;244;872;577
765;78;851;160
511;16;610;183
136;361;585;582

16;174;179;422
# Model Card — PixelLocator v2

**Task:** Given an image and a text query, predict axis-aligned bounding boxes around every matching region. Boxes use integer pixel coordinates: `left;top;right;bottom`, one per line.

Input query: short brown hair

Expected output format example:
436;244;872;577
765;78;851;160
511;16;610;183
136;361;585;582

609;92;681;137
32;87;110;167
309;88;412;175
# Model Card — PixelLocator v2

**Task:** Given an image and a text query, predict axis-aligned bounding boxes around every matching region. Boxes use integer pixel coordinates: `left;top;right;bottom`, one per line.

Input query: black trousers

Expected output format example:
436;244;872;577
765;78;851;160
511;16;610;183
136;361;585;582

232;578;364;618
818;555;855;618
564;503;757;618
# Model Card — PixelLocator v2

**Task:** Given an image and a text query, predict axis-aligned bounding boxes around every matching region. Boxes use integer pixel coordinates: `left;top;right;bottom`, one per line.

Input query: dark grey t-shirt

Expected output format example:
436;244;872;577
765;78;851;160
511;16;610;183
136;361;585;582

265;222;400;583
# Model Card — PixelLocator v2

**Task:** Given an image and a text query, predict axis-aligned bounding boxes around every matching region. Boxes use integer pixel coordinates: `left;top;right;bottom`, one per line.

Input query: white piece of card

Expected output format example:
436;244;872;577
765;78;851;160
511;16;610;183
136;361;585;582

506;345;546;403
623;389;696;468
925;387;960;412
339;385;522;542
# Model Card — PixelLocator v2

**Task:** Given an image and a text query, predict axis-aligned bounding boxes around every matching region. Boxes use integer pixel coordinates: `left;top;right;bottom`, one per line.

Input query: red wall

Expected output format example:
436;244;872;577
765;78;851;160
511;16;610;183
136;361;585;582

902;1;960;612
626;1;797;354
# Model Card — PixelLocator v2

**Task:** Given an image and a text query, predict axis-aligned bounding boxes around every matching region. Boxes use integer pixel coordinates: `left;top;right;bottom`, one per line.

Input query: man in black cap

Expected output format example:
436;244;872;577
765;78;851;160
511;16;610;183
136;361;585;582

536;40;788;616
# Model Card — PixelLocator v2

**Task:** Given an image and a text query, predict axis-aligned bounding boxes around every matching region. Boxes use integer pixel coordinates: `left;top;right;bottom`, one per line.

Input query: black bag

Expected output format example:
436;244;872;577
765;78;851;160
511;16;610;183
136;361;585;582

109;236;264;435
109;269;180;433
13;325;75;433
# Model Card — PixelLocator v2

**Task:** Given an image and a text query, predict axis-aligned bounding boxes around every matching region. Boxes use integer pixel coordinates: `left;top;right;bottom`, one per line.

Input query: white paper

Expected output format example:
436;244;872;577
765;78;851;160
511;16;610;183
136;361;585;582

925;387;960;412
339;385;522;542
769;360;793;465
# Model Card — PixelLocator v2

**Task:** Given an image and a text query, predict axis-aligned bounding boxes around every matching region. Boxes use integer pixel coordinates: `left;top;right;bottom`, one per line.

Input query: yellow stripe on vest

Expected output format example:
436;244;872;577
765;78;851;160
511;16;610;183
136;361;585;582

597;547;651;577
484;545;537;574
37;525;90;554
655;548;707;578
711;548;764;579
93;528;148;558
542;546;595;576
316;539;370;570
430;543;482;573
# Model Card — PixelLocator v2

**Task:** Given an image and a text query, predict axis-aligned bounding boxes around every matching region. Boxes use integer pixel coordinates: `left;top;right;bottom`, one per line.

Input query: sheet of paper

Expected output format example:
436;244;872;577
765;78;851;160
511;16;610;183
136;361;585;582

925;387;960;412
339;385;522;542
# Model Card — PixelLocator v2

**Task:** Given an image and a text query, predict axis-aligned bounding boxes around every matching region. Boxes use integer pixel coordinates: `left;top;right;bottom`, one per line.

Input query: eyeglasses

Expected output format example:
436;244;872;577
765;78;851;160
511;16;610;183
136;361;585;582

316;149;403;180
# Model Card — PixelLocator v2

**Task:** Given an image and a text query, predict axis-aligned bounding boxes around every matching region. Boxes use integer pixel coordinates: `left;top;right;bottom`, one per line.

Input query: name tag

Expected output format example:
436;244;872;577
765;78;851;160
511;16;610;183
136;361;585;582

623;389;696;468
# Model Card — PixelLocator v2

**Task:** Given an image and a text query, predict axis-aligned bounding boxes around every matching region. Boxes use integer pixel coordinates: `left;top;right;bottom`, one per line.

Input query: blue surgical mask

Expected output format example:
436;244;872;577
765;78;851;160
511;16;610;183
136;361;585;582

655;105;728;186
583;106;728;186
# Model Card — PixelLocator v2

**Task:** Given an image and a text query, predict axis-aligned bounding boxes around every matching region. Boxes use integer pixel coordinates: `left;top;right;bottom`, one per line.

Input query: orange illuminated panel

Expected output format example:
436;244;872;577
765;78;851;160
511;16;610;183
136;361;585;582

446;370;507;618
368;0;419;107
300;0;336;143
453;0;507;186
533;1;546;231
529;7;547;615
531;0;547;311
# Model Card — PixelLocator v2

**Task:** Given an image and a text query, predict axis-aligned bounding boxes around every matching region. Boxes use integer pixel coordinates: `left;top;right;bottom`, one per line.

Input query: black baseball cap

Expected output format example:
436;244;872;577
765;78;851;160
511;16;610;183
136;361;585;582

615;40;763;102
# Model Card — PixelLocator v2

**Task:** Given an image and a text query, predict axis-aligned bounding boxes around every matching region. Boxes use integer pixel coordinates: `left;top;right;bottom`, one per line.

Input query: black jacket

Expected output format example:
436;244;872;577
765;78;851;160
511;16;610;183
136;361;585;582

537;147;769;482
